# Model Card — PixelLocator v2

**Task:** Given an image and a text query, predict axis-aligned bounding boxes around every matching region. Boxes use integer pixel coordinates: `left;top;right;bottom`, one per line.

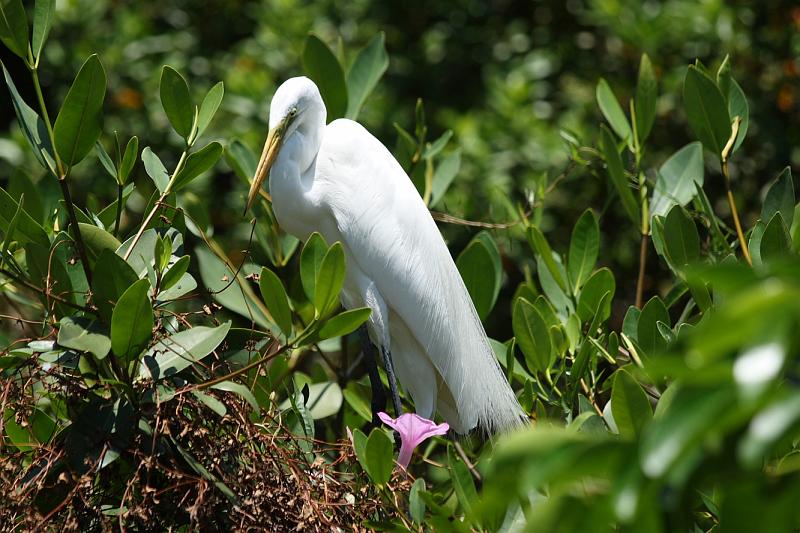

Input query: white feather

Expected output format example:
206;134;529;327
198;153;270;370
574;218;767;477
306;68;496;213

266;77;523;434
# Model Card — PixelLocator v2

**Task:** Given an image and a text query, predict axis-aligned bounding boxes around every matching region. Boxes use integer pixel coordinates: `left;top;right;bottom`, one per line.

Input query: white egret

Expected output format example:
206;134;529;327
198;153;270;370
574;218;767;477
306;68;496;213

247;77;523;434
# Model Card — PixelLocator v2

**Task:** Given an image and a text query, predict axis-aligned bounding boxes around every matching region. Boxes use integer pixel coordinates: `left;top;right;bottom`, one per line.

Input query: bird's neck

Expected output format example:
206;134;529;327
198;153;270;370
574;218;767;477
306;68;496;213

289;106;326;173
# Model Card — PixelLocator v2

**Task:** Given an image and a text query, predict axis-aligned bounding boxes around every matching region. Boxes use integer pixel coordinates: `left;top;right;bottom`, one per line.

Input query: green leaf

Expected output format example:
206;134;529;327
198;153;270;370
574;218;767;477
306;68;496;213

118;136;138;185
457;231;502;320
650;142;704;219
196;81;224;138
739;394;800;469
194;247;272;330
95;140;117;178
0;192;23;265
314;242;345;316
77;222;121;263
140;321;231;380
596;78;631;143
301;381;343;419
448;446;479;524
192;390;226;416
429;149;461;208
302;34;347;121
225;139;256;182
364;427;394;486
526;225;567;292
0;0;29;59
58;317;111;359
637;296;669;356
110;279;153;363
259;267;292;338
635;54;657;143
92;249;139;322
318;307;371;340
210;380;259;413
600;125;640;225
160;255;190;292
0;185;49;248
662;205;700;271
577;268;615;323
728;79;749;153
141;147;169;193
343;384;371;422
53;54;107;167
762;167;794;230
171;141;223;192
759;213;791;262
568;209;599;294
2;62;55;172
409;478;427;524
513;297;552;373
611;368;653;439
683;65;731;156
31;0;55;65
423;129;453;159
159;66;193;139
346;32;388;119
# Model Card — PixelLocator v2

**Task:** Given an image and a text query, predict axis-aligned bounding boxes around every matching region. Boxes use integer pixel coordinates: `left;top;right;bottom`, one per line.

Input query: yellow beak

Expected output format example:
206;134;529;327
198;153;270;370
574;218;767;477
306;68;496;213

245;124;284;213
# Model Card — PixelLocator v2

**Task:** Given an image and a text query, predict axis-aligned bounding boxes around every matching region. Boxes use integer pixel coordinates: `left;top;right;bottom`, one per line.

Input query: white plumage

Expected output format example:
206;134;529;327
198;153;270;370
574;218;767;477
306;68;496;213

249;77;523;434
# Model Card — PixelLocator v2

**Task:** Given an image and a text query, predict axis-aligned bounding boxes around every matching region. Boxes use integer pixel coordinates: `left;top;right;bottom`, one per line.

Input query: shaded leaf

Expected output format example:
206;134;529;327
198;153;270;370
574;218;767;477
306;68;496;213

762;167;794;230
346;32;388;119
0;0;28;59
611;368;653;439
513;297;552;373
110;279;153;363
363;427;393;486
568;209;600;294
601;125;640;225
314;242;345;316
140;321;231;380
160;66;193;139
31;0;55;65
429;149;461;208
637;296;670;356
651;142;704;219
302;34;347;121
318;307;371;340
58;317;110;359
596;78;631;143
92;249;139;322
118;136;138;185
457;231;502;320
527;225;567;292
577;268;615;323
635;53;657;143
259;266;292;338
683;65;731;156
197;81;224;138
171;141;223;192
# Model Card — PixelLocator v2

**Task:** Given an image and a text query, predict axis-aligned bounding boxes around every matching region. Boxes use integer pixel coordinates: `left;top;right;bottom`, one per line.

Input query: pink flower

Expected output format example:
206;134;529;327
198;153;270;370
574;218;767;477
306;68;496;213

378;412;449;469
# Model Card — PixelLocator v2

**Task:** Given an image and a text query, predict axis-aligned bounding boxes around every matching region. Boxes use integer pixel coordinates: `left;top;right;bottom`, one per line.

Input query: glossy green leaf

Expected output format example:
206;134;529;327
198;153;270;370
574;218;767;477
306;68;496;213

762;167;794;230
314;242;345;316
449;446;479;523
57;317;111;359
635;53;657;143
637;296;670;356
683;65;731;156
513;297;552;373
650;142;704;219
0;0;29;59
53;54;107;167
596;78;631;143
110;279;153;363
346;32;388;119
159;66;193;139
118;136;138;185
662;205;700;271
259;266;292;338
2;63;55;172
568;209;599;294
141;146;169;193
0;186;48;247
577;267;615;323
457;232;502;320
160;255;190;292
409;478;427;524
759;213;791;261
171;141;223;192
318;307;371;340
197;81;224;138
527;225;567;292
225;139;256;182
92;249;139;322
77;222;121;263
429;149;461;208
302;34;347;121
31;0;55;65
363;427;393;486
211;380;259;413
611;368;653;439
140;321;231;380
600;125;640;225
95;140;117;178
728;79;749;153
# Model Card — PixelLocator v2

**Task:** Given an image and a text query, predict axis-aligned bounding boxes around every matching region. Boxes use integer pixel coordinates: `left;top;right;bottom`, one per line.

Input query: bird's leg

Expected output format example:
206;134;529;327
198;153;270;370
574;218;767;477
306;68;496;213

380;346;403;417
358;325;386;426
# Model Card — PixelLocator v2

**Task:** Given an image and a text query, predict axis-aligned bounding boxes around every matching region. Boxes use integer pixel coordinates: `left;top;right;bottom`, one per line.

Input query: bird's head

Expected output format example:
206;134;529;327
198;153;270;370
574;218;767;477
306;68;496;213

245;77;324;213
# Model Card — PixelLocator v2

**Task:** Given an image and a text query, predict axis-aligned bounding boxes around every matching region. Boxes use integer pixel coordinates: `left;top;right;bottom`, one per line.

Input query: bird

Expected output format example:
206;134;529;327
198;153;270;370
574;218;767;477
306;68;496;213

246;76;523;434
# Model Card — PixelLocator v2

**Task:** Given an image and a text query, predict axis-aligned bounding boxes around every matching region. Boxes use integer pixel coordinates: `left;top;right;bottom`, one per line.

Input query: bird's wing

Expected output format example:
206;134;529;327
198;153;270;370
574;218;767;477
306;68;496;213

314;119;522;433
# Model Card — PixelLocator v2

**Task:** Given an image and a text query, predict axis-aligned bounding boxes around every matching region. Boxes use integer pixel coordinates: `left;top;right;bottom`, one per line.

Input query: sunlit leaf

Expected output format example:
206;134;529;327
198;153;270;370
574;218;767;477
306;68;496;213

159;66;193;139
346;32;388;119
302;34;347;121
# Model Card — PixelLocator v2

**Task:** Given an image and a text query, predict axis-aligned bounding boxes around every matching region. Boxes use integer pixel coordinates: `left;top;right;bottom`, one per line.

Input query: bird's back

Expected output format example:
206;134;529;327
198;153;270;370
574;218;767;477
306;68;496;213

312;119;523;434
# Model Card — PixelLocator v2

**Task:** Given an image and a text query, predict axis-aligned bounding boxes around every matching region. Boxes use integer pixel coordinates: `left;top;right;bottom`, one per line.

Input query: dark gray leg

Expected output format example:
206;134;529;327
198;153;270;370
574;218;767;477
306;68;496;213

358;325;386;425
381;346;403;416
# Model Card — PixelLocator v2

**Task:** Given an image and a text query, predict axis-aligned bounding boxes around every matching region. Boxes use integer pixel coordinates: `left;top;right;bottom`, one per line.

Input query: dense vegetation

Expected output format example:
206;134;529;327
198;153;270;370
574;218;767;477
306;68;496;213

1;1;799;531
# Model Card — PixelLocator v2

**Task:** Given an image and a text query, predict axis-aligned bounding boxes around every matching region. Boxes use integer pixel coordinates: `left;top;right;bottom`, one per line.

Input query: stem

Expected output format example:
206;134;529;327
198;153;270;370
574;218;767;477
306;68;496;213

123;150;188;261
635;234;649;309
720;117;751;265
726;184;752;265
0;267;97;316
30;66;93;285
114;183;123;237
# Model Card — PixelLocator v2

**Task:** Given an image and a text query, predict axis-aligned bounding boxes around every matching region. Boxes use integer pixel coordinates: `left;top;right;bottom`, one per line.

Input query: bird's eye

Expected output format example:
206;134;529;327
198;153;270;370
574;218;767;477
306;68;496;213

289;107;298;117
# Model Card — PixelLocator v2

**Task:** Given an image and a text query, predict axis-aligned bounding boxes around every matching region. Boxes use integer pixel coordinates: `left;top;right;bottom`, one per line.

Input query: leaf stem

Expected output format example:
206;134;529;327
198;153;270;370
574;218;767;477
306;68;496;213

635;233;649;309
123;150;188;261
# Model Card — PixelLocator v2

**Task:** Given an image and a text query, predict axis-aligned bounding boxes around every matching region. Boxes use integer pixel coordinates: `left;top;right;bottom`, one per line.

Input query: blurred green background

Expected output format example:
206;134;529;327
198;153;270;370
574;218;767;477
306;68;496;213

1;0;798;338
